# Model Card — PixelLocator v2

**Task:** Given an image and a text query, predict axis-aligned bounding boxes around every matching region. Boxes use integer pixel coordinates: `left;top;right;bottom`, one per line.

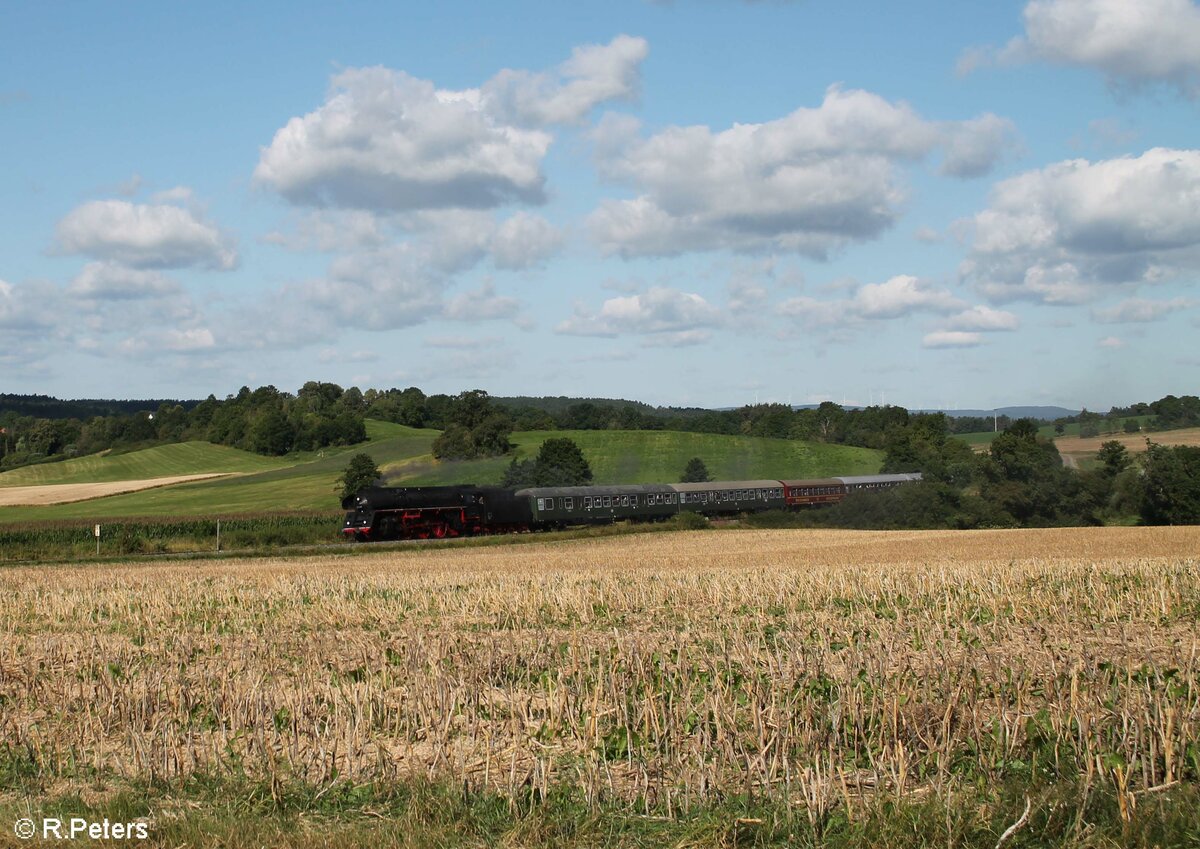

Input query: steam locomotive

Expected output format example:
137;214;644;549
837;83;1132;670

341;473;922;541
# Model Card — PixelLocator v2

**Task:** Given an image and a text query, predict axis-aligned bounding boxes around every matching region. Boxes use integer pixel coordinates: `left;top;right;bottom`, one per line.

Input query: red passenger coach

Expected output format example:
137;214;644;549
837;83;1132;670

781;478;847;507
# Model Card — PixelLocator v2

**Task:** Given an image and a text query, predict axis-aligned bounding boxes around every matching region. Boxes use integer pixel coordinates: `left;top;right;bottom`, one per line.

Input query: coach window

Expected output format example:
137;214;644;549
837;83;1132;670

631;495;638;506
584;496;592;509
565;497;574;510
537;498;545;510
603;496;611;507
621;495;629;506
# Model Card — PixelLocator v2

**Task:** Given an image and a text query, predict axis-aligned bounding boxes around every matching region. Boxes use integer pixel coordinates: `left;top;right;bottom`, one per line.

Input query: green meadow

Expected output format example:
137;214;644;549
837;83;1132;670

0;422;882;523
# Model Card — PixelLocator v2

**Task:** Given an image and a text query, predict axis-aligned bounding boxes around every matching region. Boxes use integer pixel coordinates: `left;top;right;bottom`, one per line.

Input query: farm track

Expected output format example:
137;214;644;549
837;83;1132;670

0;474;235;506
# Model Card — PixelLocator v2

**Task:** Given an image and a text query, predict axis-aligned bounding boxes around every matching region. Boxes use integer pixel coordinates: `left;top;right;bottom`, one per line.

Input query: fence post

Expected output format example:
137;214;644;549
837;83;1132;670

216;519;221;552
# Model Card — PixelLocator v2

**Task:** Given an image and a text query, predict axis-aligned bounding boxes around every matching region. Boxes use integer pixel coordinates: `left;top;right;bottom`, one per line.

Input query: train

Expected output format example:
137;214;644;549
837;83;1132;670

340;473;922;541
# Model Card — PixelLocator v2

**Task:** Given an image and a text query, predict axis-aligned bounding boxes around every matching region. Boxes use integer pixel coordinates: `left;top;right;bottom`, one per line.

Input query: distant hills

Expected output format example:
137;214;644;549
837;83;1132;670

3;393;1080;423
912;406;1079;420
0;394;203;420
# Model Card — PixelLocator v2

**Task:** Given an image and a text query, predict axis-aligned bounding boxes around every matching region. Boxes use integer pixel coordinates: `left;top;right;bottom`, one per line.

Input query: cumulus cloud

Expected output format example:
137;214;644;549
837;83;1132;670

262;210;390;253
490;212;564;270
0;278;54;334
68;262;180;300
256;38;647;213
780;275;965;326
56;199;238;270
939;114;1020;177
854;275;964;318
116;327;216;357
1013;0;1200;98
1098;335;1126;348
923;331;983;348
443;281;521;321
267;208;562;273
944;305;1021;331
1091;296;1193;322
557;286;722;344
255;67;551;211
960;148;1200;304
589;86;1018;259
482;35;648;126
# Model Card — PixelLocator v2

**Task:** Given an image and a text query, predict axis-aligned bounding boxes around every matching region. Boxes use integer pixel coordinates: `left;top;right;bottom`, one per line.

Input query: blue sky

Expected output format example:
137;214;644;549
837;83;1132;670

2;0;1198;410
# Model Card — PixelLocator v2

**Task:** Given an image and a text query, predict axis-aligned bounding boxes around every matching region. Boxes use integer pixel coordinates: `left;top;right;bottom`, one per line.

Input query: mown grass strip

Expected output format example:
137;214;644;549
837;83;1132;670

2;773;1196;849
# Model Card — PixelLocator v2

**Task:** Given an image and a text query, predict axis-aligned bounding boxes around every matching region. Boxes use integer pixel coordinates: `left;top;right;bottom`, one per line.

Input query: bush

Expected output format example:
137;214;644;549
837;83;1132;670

669;511;710;530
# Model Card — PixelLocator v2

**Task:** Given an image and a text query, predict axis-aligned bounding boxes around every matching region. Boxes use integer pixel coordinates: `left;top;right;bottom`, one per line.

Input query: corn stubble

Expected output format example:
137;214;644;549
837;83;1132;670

2;526;1197;818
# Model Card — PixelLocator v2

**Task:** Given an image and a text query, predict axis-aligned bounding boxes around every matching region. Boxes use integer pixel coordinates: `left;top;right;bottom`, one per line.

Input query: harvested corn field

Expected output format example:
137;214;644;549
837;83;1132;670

2;526;1198;844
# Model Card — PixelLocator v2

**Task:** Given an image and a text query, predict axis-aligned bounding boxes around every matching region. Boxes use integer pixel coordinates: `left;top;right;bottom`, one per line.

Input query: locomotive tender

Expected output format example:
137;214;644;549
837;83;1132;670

341;473;922;541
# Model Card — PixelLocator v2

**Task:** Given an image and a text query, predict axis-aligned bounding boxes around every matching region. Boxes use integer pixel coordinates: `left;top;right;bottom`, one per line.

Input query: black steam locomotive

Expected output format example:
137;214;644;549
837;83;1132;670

341;473;921;541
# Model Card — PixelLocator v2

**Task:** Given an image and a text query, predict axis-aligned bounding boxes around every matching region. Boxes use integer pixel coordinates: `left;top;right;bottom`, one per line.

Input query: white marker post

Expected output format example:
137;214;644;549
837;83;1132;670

94;524;101;556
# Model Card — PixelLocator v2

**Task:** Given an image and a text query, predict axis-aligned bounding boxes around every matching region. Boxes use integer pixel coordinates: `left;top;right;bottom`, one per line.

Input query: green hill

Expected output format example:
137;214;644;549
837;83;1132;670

0;424;882;522
0;442;292;486
381;429;881;487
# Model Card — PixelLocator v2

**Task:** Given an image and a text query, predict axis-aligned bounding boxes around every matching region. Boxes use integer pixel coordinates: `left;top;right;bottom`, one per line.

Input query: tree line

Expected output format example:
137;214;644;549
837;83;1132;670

820;414;1200;528
1;383;367;470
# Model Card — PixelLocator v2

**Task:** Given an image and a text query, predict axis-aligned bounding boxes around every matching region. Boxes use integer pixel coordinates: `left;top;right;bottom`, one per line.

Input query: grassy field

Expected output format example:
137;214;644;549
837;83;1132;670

1;526;1196;847
0;442;292;487
954;415;1154;448
0;426;881;523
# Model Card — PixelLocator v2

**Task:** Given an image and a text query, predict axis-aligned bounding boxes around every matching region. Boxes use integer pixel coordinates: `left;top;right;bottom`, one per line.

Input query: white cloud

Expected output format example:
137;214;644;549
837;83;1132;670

557;286;723;342
482;35;648;126
780;275;964;326
939;114;1020;178
490;212;564;270
914;226;942;244
854;275;964;318
56;199;237;270
1091;297;1193;322
1098;335;1125;348
923;331;983;348
1016;0;1200;97
68;262;180;300
443;281;521;321
117;327;216;357
255;67;551;211
262;210;389;253
589;86;1017;259
0;278;51;332
256;39;647;214
945;305;1021;331
961;148;1200;304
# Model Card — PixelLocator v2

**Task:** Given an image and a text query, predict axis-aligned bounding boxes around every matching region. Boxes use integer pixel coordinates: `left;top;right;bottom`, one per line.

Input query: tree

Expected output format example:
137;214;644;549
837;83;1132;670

680;457;711;483
500;438;593;487
532;438;593;486
1124;419;1141;434
339;453;381;501
1097;440;1130;477
431;391;514;460
431;424;474;460
1140;443;1200;525
500;457;538;488
250;406;295;456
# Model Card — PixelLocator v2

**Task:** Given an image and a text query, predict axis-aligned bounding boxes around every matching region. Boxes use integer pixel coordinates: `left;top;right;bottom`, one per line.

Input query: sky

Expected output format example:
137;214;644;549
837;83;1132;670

2;0;1198;411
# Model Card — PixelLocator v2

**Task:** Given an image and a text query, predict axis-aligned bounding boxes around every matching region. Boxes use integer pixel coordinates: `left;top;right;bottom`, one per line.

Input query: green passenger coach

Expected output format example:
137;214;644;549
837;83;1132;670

516;484;679;526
